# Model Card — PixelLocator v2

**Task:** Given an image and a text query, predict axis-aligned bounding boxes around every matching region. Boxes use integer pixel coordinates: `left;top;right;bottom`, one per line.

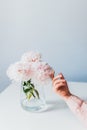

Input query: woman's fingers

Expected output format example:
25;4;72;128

53;82;66;93
53;80;66;89
58;73;65;79
53;79;66;86
55;82;66;88
53;73;65;82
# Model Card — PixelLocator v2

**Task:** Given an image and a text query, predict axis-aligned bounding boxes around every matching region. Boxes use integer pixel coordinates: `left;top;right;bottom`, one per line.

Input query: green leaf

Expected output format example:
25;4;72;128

22;81;27;86
22;79;40;100
23;87;32;93
30;83;35;88
27;79;31;84
30;90;36;98
34;89;40;99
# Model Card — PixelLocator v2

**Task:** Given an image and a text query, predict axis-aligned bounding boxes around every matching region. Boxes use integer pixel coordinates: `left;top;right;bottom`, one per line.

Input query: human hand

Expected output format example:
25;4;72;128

52;73;71;100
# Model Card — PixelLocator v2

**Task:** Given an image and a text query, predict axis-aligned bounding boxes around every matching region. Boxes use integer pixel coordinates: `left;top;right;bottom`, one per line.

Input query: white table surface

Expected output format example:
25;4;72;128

0;82;87;130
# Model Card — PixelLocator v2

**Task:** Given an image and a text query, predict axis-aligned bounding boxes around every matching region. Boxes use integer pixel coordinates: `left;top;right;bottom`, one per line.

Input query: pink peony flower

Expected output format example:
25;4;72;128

35;62;54;85
7;62;35;82
21;51;41;62
7;51;55;86
7;62;22;82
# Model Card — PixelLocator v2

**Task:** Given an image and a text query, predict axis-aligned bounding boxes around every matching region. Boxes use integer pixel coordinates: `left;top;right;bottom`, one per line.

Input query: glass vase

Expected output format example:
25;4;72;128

20;80;46;112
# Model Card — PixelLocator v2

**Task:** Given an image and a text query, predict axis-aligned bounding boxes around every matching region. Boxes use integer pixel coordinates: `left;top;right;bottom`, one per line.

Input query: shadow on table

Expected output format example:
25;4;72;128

45;100;68;112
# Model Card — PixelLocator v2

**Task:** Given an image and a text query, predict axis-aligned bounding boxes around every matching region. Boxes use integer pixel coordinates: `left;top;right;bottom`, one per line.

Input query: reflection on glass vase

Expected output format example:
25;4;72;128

20;79;46;112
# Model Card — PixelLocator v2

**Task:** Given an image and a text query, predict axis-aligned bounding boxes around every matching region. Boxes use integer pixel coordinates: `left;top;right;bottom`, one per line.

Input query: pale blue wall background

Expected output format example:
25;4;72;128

0;0;87;92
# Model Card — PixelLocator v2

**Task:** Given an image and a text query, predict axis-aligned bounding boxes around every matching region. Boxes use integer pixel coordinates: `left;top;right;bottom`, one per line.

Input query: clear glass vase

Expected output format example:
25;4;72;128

20;80;46;112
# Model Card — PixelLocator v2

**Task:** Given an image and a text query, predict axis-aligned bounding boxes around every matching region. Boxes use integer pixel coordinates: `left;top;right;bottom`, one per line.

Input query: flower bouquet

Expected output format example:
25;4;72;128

7;51;54;112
